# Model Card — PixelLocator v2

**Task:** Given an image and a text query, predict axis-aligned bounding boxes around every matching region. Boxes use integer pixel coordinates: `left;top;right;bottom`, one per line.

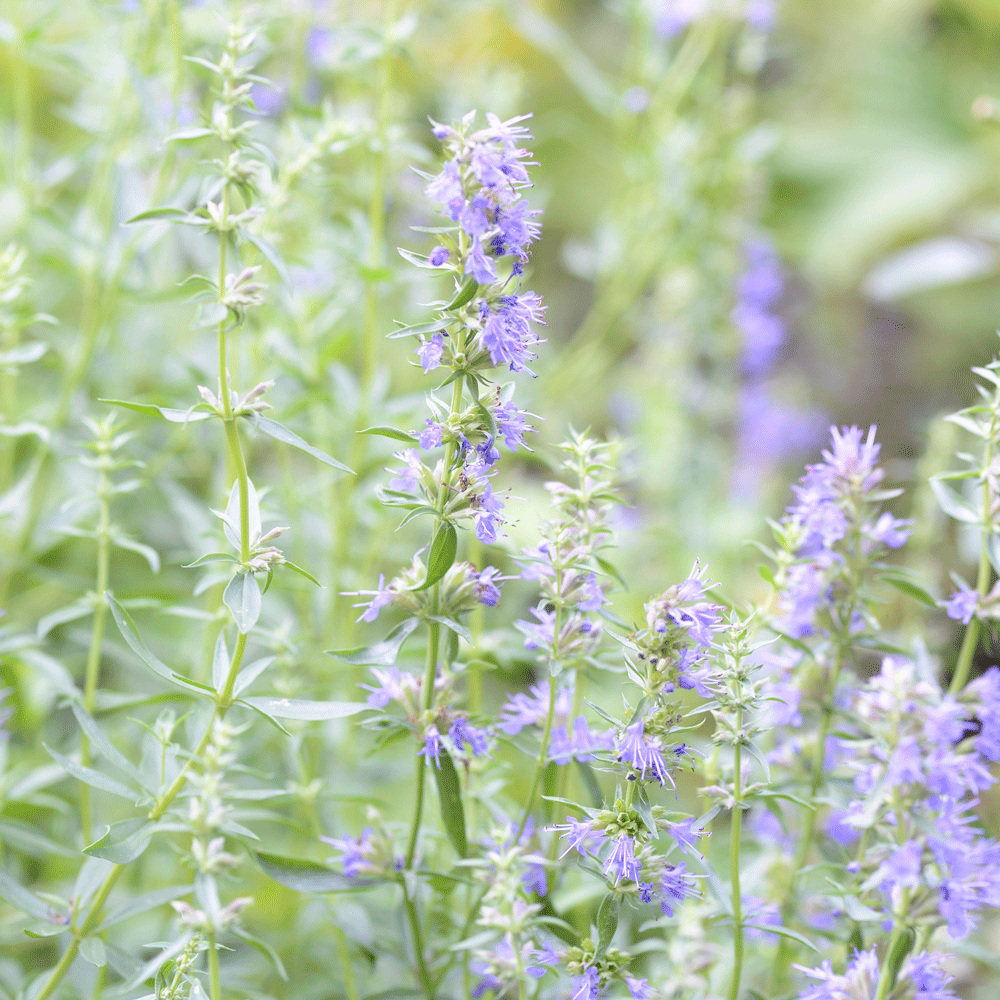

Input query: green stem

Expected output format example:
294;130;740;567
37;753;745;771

400;883;435;999
951;413;998;695
80;468;111;844
728;718;744;1000
514;627;561;845
333;926;358;1000
207;931;221;1000
404;374;465;869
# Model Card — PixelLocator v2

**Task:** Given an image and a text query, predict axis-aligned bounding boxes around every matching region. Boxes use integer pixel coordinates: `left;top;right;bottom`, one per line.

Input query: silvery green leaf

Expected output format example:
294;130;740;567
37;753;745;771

0;819;76;858
45;745;141;803
0;870;53;920
223;571;262;634
594;892;621;960
100;399;213;424
36;599;94;638
212;632;230;692
79;936;107;968
233;655;275;696
70;704;147;788
243;230;291;290
327;617;421;666
0;341;46;364
255;852;378;893
239;697;367;721
109;531;161;573
222;478;261;550
929;475;979;523
252;415;353;473
359;425;416;442
0;421;48;440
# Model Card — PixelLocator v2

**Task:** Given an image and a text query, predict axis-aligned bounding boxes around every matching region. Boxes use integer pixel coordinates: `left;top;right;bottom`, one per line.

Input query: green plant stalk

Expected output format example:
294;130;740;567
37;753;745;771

404;373;465;869
400;882;435;998
34;645;249;1000
514;604;563;844
949;466;994;695
728;718;744;1000
80;466;112;844
333;926;358;1000
208;930;221;1000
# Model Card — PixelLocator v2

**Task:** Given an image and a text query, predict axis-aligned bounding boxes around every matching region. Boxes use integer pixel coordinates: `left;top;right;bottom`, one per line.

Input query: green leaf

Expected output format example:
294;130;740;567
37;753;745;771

84;819;155;864
387;318;450;340
397;247;443;270
0;870;52;920
426;615;471;642
233;655;275;696
327;617;421;666
359;425;417;443
105;595;207;696
0;819;76;858
929;476;979;524
97;885;192;932
743;738;771;783
444;276;478;310
281;560;321;586
415;522;456;590
882;926;915;990
253;416;353;473
70;704;148;789
232;926;288;981
594;892;621;960
882;575;937;607
164;126;215;142
744;923;819;951
243;231;292;291
239;697;368;721
125;206;191;224
574;759;603;807
224;571;262;634
433;749;467;858
79;936;107;968
99;399;213;423
37;599;94;639
255;852;377;892
45;745;141;803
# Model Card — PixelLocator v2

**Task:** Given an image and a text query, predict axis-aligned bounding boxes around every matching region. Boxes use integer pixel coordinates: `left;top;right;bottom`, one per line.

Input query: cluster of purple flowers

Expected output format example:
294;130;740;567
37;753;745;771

794;948;955;1000
729;239;825;500
655;0;775;38
801;657;1000;966
774;425;912;638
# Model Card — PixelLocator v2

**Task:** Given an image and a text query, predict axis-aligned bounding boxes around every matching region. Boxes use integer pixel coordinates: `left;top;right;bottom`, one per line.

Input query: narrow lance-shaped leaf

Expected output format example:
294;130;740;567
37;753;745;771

415;521;456;591
433;749;467;858
594;893;621;960
224;571;262;634
327;617;421;666
253;415;353;473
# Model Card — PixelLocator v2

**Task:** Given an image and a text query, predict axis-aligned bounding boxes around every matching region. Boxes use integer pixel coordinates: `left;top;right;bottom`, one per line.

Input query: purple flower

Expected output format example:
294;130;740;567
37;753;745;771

480;292;546;375
868;511;913;548
360;666;412;708
945;584;978;625
425;159;463;205
418;419;443;450
521;860;547;897
428;246;449;267
515;605;556;651
499;681;573;735
550;715;614;764
387;449;423;494
476;434;501;466
552;816;605;858
626;977;658;1000
577;572;609;612
415;334;444;374
616;720;672;786
466;239;496;285
767;680;803;727
320;829;375;878
655;0;708;37
472;483;505;542
474;566;503;606
604;833;642;885
824;808;861;847
418;725;443;768
494;401;535;451
350;574;393;623
885;736;923;787
875;840;923;891
449;717;491;758
569;967;600;1000
904;953;957;1000
666;818;705;857
657;863;698;916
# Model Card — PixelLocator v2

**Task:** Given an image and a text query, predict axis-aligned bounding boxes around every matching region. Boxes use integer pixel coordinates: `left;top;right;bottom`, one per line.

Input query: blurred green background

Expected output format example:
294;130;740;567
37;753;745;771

3;0;1000;996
